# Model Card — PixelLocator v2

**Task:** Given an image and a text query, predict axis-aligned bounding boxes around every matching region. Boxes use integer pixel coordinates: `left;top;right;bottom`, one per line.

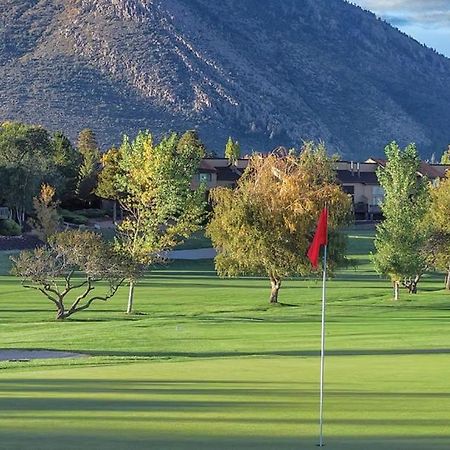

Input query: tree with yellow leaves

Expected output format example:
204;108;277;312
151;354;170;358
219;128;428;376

29;184;61;243
428;172;450;290
207;143;351;304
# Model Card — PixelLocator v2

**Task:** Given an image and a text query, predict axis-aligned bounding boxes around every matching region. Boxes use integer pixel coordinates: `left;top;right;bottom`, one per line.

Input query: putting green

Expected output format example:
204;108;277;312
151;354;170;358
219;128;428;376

0;356;449;449
1;230;449;449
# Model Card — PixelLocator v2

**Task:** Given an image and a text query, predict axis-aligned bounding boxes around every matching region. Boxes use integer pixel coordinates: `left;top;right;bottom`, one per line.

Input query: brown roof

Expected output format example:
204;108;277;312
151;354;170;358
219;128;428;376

417;161;442;179
366;158;446;179
199;160;217;173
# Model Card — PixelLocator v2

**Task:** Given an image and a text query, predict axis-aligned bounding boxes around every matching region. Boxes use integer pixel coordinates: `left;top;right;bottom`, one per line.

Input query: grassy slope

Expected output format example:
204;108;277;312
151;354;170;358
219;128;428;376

0;229;449;449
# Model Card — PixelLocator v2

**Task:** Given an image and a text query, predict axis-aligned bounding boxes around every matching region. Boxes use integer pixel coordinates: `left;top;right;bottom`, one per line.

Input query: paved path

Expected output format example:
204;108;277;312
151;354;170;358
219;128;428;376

167;248;216;260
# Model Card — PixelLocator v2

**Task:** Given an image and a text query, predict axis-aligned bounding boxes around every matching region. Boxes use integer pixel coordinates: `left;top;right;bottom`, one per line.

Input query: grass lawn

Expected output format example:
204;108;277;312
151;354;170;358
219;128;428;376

0;228;449;449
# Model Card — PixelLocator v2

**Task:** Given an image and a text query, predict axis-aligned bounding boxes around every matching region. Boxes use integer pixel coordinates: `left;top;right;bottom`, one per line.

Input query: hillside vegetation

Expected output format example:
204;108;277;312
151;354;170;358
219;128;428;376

0;0;450;157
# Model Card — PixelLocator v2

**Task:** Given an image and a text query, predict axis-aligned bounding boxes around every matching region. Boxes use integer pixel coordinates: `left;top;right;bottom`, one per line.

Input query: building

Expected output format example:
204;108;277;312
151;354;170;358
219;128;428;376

196;157;450;221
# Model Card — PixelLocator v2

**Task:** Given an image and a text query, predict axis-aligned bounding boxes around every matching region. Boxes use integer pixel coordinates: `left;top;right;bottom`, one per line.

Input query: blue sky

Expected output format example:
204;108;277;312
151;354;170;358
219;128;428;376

352;0;450;57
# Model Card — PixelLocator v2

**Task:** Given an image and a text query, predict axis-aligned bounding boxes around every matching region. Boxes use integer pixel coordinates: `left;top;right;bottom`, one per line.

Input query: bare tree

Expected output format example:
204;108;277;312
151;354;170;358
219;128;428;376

11;230;134;320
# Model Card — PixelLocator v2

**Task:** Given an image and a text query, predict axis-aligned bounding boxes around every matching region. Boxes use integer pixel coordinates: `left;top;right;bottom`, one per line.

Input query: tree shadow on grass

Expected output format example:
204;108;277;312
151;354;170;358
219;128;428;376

9;347;447;359
0;433;446;450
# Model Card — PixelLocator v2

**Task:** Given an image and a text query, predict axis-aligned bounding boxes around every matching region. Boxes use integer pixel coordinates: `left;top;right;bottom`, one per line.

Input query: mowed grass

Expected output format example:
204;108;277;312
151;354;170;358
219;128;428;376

0;228;449;449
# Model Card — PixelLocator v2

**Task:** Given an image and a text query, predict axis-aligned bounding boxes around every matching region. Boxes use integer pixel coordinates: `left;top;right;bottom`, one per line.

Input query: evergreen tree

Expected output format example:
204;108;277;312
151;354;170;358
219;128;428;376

52;131;81;199
225;137;240;165
76;129;100;202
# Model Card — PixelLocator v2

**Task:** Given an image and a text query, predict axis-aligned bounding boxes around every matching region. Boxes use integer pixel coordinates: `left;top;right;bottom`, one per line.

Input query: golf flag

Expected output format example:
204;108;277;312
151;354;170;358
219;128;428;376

307;208;328;268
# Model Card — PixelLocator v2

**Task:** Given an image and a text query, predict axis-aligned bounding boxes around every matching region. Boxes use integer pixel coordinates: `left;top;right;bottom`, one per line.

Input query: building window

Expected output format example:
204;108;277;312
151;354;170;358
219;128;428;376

372;186;384;206
198;173;212;183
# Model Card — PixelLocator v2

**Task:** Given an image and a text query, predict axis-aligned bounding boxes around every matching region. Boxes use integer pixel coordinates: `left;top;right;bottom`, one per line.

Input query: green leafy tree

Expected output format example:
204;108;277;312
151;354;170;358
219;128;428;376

225;137;240;165
0;122;54;225
11;230;133;320
76;129;101;203
207;142;351;304
113;130;206;314
374;142;431;300
96;147;121;223
177;130;207;156
28;184;61;243
440;145;450;165
427;173;450;289
52;131;81;199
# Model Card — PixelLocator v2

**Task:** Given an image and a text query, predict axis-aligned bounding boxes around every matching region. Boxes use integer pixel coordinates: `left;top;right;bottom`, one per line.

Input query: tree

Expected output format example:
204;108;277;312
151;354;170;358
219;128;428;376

76;129;101;203
177;130;207;156
113;130;206;314
373;142;431;300
52;131;81;199
11;230;132;320
0;122;54;225
225;137;240;165
28;184;61;243
96;147;121;223
440;145;450;165
427;172;450;290
206;142;352;304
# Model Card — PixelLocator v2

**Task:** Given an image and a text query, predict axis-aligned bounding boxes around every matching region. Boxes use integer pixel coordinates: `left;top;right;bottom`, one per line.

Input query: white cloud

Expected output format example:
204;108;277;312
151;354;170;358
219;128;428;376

353;0;450;26
351;0;450;56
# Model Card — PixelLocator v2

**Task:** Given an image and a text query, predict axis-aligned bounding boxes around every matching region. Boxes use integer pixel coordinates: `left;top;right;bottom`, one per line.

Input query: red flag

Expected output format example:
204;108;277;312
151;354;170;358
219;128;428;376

307;208;328;268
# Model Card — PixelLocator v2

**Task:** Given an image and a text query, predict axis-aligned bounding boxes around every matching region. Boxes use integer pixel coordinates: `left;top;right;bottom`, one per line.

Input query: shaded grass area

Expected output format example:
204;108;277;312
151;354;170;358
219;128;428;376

0;226;449;448
174;229;213;250
0;357;449;449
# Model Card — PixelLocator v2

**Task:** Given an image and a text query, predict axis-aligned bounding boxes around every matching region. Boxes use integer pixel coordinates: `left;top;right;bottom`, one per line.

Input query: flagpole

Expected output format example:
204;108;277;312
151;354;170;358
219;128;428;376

318;230;328;446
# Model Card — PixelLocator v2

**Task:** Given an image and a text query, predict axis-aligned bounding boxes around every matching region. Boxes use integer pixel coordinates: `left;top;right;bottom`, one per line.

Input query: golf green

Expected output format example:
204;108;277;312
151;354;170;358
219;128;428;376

0;230;449;449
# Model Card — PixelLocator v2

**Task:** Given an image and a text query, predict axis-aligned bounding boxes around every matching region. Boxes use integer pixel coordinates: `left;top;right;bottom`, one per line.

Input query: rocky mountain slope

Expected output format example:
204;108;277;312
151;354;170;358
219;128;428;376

1;0;450;158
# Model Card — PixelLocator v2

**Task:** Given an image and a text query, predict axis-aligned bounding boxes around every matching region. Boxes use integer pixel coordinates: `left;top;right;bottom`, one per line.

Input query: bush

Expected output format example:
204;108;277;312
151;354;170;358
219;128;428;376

59;209;89;225
73;208;108;219
0;219;22;236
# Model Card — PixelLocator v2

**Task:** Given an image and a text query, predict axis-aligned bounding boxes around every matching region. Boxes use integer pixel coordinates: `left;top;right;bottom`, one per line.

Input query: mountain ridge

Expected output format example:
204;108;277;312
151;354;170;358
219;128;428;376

0;0;449;157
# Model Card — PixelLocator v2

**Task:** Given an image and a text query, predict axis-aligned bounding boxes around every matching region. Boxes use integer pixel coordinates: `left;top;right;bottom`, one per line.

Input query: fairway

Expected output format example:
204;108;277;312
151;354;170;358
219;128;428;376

0;231;449;449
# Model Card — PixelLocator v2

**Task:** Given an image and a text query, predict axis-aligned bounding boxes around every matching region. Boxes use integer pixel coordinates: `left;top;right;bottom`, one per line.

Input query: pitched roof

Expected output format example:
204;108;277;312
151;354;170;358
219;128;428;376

216;166;242;182
337;170;379;185
199;160;217;173
366;158;446;179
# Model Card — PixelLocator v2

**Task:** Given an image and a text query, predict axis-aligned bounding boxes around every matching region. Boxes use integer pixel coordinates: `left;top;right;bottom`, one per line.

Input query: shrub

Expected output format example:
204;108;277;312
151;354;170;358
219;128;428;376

73;208;108;218
0;219;22;236
59;209;89;225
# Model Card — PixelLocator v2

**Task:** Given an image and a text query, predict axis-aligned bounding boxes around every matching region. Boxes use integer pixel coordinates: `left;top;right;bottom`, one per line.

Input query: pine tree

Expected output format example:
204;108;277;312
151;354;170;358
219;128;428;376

225;137;240;165
76;129;100;202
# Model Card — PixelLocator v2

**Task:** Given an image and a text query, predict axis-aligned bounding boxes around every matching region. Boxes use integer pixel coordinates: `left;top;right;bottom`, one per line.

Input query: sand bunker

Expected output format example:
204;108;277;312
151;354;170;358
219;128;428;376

0;350;86;361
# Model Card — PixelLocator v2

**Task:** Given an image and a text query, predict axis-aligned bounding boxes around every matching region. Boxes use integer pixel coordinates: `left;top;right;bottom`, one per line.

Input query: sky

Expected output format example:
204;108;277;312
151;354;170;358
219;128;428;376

352;0;450;58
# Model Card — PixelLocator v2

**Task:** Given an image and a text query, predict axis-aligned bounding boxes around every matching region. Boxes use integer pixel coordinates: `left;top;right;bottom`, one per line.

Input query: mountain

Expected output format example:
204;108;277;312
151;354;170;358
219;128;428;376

0;0;450;158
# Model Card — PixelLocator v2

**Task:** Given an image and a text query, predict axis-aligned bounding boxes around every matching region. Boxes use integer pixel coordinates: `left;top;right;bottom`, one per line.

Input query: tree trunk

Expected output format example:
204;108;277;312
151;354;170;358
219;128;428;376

269;277;281;304
446;270;450;291
405;274;421;294
56;306;66;320
126;280;135;314
393;281;399;301
113;201;117;225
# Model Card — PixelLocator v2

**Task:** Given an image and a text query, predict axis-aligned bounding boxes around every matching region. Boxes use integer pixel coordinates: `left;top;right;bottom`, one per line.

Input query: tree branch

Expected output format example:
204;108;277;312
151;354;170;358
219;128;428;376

65;280;125;317
23;283;60;307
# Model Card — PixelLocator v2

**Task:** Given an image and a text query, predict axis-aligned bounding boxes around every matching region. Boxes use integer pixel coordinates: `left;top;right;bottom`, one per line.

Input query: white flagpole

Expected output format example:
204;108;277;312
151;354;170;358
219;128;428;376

318;242;327;447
